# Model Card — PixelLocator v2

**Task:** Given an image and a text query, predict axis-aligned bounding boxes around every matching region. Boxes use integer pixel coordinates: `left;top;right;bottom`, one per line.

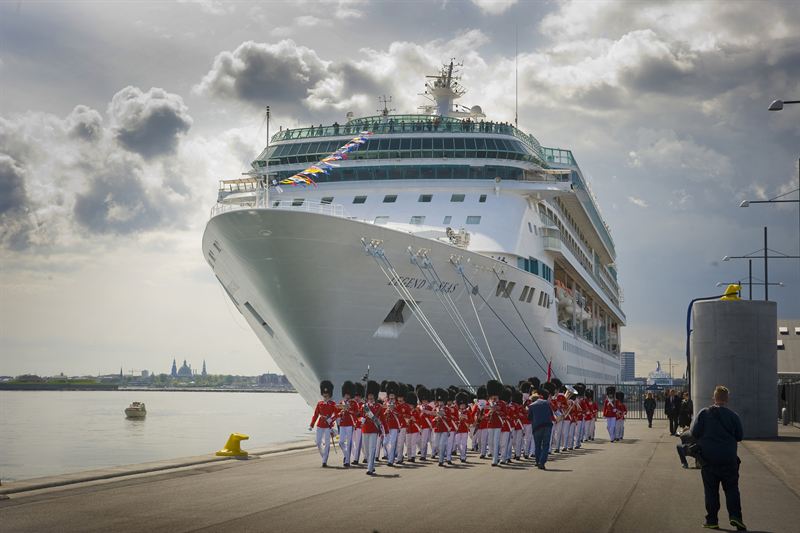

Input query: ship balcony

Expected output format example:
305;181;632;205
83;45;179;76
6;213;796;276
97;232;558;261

210;199;346;219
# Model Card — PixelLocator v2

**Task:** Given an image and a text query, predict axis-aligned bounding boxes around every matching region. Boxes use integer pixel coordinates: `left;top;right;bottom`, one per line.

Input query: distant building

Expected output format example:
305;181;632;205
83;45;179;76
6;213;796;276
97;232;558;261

177;360;192;378
621;351;635;382
141;370;149;378
778;319;800;380
170;358;178;378
258;372;291;387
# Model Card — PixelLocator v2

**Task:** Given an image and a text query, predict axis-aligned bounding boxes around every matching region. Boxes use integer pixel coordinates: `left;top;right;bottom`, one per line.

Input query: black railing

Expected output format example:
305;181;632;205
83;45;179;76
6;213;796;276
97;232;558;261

779;381;800;426
586;384;688;420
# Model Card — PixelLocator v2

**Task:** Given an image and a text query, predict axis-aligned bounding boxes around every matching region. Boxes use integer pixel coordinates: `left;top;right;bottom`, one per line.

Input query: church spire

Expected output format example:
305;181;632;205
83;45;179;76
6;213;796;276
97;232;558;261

202;360;207;377
171;358;178;378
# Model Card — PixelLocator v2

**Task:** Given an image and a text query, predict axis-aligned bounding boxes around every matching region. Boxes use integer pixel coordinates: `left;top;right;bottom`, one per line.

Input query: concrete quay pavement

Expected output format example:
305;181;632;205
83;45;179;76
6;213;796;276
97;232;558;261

1;420;799;533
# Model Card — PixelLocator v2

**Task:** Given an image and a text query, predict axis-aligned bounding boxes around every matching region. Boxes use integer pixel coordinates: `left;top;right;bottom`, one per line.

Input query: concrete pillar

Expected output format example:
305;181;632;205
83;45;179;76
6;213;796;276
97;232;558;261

691;300;777;439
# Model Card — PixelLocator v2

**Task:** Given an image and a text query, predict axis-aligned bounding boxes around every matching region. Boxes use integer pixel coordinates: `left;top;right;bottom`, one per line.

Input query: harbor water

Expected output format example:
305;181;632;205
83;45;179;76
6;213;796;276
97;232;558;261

0;390;310;482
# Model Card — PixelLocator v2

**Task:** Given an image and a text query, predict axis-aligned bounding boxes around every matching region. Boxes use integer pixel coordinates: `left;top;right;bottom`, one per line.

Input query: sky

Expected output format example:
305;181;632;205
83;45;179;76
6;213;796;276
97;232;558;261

1;0;799;379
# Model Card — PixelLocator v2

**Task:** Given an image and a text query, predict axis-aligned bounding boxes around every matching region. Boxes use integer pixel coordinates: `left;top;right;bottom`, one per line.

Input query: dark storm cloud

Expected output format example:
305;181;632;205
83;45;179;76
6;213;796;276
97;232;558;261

108;86;193;159
73;164;164;234
0;154;28;215
195;40;328;108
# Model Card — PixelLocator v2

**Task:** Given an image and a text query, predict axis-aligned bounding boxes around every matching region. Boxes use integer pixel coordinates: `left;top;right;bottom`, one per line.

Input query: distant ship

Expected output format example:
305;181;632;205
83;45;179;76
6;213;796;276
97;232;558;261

202;61;625;405
124;401;146;418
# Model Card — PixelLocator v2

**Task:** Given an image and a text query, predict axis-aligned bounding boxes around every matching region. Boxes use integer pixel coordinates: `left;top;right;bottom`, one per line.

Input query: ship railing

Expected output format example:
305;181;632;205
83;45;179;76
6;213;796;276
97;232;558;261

210;200;346;219
269;114;547;163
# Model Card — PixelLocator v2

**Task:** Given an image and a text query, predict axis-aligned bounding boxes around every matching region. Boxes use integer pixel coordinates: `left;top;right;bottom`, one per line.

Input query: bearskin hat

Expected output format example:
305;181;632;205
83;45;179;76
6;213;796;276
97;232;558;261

417;387;429;402
405;391;418;406
455;392;469;405
486;379;502;397
380;380;388;392
398;383;408;398
476;385;487;400
615;391;625;402
585;389;594;400
354;382;365;398
320;380;333;396
341;380;355;397
520;382;532;394
543;381;556;395
574;383;586;396
552;378;563;389
386;381;399;397
435;388;448;402
448;388;457;402
500;386;512;403
538;387;550;399
529;377;541;389
606;386;616;397
366;380;380;398
512;391;523;404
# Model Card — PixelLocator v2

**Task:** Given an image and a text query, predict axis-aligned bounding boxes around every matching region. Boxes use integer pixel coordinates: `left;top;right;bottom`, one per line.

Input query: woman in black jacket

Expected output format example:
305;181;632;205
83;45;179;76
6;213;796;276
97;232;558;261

644;392;656;428
678;392;693;430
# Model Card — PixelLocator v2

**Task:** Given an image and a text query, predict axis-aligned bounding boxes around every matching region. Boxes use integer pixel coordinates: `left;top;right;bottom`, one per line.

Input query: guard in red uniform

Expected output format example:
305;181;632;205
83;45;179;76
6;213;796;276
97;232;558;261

520;381;534;458
603;386;618;441
485;380;506;466
585;389;597;441
309;380;336;467
404;390;420;462
361;380;384;475
338;381;356;467
382;381;402;466
394;384;409;464
445;388;458;464
432;388;451;466
351;381;365;465
614;391;627;441
454;392;473;462
472;385;487;454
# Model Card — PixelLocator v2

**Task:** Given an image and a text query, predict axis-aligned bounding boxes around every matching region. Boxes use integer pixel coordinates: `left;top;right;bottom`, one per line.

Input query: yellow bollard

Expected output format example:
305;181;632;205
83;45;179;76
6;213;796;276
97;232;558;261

216;433;250;457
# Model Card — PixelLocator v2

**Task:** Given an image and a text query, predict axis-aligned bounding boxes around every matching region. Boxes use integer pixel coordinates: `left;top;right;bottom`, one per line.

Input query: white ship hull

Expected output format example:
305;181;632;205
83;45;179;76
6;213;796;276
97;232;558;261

203;208;620;406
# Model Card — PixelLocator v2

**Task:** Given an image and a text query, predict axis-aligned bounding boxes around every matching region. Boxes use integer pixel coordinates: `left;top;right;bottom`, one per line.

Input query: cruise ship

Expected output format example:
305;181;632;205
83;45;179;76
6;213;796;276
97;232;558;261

202;62;625;405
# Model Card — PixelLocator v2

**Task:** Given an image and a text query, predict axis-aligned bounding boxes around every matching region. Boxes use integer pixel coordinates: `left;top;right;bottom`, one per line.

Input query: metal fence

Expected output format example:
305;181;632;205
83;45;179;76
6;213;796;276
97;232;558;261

586;384;688;419
779;382;800;426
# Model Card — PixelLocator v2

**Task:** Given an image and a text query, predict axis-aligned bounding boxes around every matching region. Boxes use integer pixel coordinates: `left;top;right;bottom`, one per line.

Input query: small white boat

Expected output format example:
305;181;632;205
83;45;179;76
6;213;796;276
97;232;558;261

125;401;146;418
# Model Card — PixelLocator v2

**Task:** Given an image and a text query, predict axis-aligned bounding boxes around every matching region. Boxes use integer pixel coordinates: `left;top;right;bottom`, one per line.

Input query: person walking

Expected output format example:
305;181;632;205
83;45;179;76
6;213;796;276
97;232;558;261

528;384;554;469
690;385;746;531
665;389;681;435
644;392;656;428
679;392;694;432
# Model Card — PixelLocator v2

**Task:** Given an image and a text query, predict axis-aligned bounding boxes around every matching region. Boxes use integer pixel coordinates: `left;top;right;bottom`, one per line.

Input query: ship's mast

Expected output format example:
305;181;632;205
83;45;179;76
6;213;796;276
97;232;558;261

423;58;466;117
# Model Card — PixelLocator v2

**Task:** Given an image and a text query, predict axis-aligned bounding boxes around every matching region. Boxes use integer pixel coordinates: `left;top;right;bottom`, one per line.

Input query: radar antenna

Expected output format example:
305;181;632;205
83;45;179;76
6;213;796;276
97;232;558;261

377;95;395;118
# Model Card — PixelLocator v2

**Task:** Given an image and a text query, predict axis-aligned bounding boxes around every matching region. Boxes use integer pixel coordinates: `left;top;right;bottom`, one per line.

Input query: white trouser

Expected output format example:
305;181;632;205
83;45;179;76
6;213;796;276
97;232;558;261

487;428;502;464
385;428;399;464
513;428;523;458
551;420;563;450
363;432;378;472
455;432;468;461
315;427;331;464
523;424;533;456
574;420;584;448
562;421;573;449
420;428;431;459
615;419;625;440
589;419;596;438
500;431;511;461
339;425;353;464
447;431;456;460
435;432;449;464
351;428;362;463
406;432;419;458
480;427;489;456
396;428;407;462
606;417;617;440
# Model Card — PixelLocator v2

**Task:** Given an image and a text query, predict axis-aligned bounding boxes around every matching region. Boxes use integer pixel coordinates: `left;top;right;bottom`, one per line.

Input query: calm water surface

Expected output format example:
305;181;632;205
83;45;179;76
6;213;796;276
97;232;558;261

0;390;311;482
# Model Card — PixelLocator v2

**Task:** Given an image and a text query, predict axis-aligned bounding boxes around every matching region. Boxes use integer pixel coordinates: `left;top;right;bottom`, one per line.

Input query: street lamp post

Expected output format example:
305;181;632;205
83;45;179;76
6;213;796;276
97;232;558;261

722;226;800;301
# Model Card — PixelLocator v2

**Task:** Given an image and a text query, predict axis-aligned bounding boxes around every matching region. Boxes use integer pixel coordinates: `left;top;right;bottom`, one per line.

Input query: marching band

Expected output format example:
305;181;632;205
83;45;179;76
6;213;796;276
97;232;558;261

309;377;628;473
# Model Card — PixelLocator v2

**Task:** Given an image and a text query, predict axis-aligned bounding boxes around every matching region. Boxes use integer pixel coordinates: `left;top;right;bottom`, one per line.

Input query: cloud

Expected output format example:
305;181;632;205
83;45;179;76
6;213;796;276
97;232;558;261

626;196;648;208
0;154;34;250
194;40;329;112
471;0;518;15
66;105;104;142
108;86;193;159
176;0;232;16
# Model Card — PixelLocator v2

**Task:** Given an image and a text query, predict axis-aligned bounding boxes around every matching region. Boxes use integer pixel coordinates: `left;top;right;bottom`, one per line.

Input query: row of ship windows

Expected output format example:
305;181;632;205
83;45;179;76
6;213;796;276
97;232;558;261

495;279;552;308
264;137;530;159
308;193;487;205
271;165;529;183
517;257;554;283
262;149;538;167
374;215;481;225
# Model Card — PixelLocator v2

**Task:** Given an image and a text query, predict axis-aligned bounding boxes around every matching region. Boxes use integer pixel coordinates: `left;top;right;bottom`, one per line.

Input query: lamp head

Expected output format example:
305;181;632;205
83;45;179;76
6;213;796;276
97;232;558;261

739;200;750;207
722;256;730;262
768;100;784;111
